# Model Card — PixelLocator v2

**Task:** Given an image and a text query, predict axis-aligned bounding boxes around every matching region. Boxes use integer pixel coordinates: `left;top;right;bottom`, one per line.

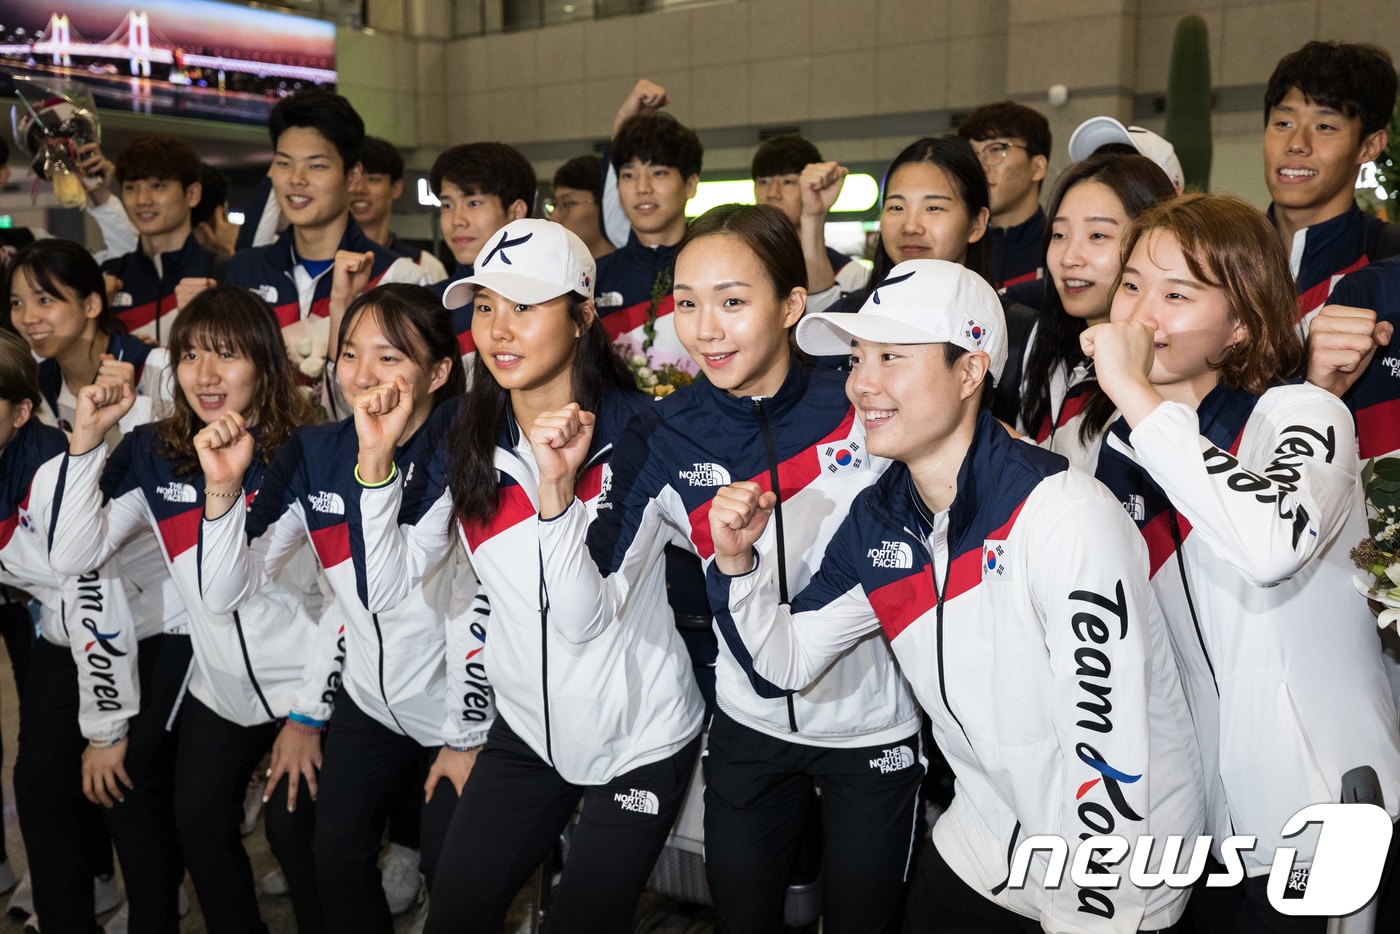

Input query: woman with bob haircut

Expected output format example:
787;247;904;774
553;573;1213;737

1082;193;1400;931
47;286;332;934
195;283;474;933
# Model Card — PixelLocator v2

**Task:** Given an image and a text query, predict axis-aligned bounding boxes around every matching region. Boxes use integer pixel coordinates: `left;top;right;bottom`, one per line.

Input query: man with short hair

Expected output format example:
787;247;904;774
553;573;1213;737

102;134;221;343
1261;41;1399;323
549;155;613;261
958;102;1052;291
350;136;448;284
191;164;239;257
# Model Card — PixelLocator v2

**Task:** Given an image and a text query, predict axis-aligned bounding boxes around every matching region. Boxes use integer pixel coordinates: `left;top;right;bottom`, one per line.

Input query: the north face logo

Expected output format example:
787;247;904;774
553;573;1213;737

1382;355;1400;379
252;285;279;304
677;463;731;487
867;541;913;569
156;482;197;504
309;491;345;515
111;291;134;308
404;462;415;485
870;745;914;773
1122;494;1145;522
596;290;624;309
614;788;659;815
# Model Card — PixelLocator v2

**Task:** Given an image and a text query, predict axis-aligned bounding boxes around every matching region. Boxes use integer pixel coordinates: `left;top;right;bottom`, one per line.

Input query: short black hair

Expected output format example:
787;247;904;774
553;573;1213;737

751;135;822;179
553;155;602;199
611;113;703;179
361;136;405;182
1265;41;1398;138
191;163;229;228
429;142;537;213
267;88;365;171
958;101;1052;158
113;134;202;188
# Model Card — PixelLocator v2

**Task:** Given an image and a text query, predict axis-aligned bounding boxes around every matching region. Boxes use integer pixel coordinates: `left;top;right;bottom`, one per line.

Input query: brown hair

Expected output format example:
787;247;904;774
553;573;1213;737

0;329;40;408
157;287;317;476
1080;193;1304;437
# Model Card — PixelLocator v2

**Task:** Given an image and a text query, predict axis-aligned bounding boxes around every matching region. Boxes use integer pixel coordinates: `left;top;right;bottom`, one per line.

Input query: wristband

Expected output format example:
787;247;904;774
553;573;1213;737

88;734;127;749
354;462;398;488
204;487;243;500
444;742;482;754
285;712;326;735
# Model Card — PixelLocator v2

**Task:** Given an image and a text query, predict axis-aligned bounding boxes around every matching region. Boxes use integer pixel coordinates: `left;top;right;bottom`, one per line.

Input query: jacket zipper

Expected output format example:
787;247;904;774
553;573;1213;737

753;399;797;732
538;545;553;762
1168;510;1217;685
989;820;1022;895
234;610;276;721
370;612;410;735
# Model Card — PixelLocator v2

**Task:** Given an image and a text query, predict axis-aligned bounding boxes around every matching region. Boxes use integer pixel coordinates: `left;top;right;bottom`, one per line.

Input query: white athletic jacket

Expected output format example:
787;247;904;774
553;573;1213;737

1094;383;1400;876
360;384;694;783
50;425;337;728
708;410;1206;933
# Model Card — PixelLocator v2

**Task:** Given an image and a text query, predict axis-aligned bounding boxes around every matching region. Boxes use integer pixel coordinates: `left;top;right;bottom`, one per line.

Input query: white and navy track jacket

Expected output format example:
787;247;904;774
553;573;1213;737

538;360;920;749
101;234;220;344
1278;202;1398;325
360;383;693;783
593;231;693;374
1327;255;1400;462
49;424;335;728
198;402;481;747
36;333;173;439
708;410;1205;933
1094;383;1400;876
0;421;146;745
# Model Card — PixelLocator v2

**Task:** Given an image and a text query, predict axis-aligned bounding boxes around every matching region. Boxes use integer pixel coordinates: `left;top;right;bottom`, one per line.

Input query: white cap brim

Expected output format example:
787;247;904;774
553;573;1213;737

442;271;573;311
1068;116;1133;162
796;312;952;357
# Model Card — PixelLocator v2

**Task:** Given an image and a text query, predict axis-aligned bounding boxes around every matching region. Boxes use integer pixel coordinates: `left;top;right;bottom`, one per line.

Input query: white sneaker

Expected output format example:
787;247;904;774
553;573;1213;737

259;868;288;897
241;775;266;836
6;872;32;919
93;874;122;915
380;843;423;916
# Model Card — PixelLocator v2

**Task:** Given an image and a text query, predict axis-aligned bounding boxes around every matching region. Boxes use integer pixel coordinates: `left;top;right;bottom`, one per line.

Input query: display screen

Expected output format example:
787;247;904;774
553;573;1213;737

0;0;336;126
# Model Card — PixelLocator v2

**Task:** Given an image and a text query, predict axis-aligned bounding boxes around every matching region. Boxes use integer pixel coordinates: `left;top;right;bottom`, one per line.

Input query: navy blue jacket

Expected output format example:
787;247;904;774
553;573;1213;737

1326;256;1400;459
987;207;1045;292
1272;201;1396;319
102;234;218;341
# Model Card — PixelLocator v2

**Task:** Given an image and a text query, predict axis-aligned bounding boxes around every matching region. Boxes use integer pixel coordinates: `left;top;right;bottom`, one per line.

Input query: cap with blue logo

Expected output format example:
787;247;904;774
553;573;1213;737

441;218;596;311
795;259;1008;381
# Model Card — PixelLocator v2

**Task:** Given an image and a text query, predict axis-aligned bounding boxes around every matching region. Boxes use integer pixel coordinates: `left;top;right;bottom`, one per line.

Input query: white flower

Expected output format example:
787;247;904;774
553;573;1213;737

1387;564;1400;588
295;338;313;359
636;367;654;381
632;354;648;367
1380;608;1400;631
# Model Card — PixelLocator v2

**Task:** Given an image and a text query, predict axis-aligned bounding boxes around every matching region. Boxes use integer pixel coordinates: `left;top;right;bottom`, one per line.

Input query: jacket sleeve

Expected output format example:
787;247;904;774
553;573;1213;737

48;442;153;576
535;412;690;644
705;510;881;692
65;560;143;745
286;595;346;726
442;572;495;749
1032;489;1159;934
357;473;455;614
87;196;138;265
1128;388;1359;586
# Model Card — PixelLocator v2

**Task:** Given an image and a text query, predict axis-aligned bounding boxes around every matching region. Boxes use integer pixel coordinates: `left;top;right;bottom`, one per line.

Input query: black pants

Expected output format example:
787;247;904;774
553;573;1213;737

0;594;35;865
15;634;188;934
314;691;459;934
426;716;700;934
175;695;323;934
702;710;924;934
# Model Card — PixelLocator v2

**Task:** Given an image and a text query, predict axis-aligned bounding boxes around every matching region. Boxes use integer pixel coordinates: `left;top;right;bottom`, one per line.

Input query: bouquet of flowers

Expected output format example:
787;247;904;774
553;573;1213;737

1351;456;1400;628
282;316;331;420
11;80;101;209
623;352;693;398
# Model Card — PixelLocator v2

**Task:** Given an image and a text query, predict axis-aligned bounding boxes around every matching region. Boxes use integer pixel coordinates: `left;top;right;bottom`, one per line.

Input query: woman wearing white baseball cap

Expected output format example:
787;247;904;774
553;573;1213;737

1068;116;1185;194
353;218;705;933
706;257;1205;933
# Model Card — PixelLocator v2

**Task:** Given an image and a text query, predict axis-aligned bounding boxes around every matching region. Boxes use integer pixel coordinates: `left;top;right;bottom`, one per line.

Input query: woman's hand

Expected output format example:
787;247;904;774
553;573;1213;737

70;379;135;454
81;739;132;808
265;723;323;812
353;375;414;484
1080;321;1164;428
708;482;776;576
528;404;595;518
424;747;480;802
194;412;254;518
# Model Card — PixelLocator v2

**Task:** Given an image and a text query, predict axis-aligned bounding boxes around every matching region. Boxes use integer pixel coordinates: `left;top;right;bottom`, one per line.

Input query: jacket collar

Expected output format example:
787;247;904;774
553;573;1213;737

274;217;377;271
696;354;809;421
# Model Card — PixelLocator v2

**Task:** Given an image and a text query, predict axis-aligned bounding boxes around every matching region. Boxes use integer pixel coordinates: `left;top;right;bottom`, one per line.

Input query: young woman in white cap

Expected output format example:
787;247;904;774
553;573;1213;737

527;204;922;934
195;283;475;933
705;257;1205;934
346;218;703;932
1082;194;1400;932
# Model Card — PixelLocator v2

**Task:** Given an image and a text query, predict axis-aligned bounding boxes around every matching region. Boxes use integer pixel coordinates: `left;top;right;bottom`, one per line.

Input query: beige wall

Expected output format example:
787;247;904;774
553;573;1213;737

337;0;1400;209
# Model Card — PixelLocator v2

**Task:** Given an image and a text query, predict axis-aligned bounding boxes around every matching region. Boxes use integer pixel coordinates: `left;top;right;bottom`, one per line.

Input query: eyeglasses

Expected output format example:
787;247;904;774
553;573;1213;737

975;141;1030;165
544;197;596;216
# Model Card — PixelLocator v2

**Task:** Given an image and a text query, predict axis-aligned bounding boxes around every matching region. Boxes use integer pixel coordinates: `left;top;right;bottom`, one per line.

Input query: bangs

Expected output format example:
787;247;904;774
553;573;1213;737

168;306;252;359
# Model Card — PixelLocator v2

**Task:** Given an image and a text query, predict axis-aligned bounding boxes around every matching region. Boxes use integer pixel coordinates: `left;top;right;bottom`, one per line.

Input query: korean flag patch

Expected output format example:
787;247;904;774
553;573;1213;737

819;440;867;476
963;316;989;347
982;539;1011;580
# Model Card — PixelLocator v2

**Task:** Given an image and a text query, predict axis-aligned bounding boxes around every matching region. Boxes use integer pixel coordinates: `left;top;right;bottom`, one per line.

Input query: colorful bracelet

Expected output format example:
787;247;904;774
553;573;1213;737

285;712;327;734
444;742;483;754
204;487;243;499
354;462;398;488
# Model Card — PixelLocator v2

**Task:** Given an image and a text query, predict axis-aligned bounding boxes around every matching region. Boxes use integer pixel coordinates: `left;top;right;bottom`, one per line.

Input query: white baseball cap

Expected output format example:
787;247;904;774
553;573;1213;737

441;218;596;311
1068;116;1184;191
796;259;1008;381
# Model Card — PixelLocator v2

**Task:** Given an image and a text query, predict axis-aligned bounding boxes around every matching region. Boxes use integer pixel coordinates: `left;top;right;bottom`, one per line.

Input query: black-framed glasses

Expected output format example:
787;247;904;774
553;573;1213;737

975;141;1030;165
544;197;596;216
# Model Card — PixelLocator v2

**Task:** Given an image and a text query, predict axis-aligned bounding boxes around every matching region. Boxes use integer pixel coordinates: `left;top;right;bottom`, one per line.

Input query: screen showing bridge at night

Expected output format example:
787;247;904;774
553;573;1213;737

0;0;337;126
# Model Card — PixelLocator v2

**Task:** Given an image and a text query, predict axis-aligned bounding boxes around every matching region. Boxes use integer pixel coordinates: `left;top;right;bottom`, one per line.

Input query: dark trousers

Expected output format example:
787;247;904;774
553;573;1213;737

702;710;924;934
315;692;459;934
0;594;35;865
15;634;188;934
175;695;324;934
426;716;700;934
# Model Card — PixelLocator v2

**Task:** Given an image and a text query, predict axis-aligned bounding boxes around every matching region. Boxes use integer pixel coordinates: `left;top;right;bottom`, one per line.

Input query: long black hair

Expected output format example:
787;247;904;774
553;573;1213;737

1018;153;1176;439
448;291;634;527
4;239;125;338
873;135;992;285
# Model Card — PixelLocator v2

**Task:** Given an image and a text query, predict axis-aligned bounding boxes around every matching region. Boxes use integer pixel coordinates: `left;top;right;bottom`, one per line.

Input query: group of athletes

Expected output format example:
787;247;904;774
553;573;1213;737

2;26;1400;934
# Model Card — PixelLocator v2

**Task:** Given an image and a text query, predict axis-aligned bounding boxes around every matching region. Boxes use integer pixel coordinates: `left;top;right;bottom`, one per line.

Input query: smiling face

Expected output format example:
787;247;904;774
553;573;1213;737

270;126;353;234
175;338;259;425
880;162;989;266
470;287;583;399
1048;180;1131;327
672;234;804;399
1263;86;1386;226
349;171;402;230
8;268;102;362
120;176;199;241
337;307;451;436
617;159;696;246
753;172;803;226
438;182;517;267
1111;229;1246;406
